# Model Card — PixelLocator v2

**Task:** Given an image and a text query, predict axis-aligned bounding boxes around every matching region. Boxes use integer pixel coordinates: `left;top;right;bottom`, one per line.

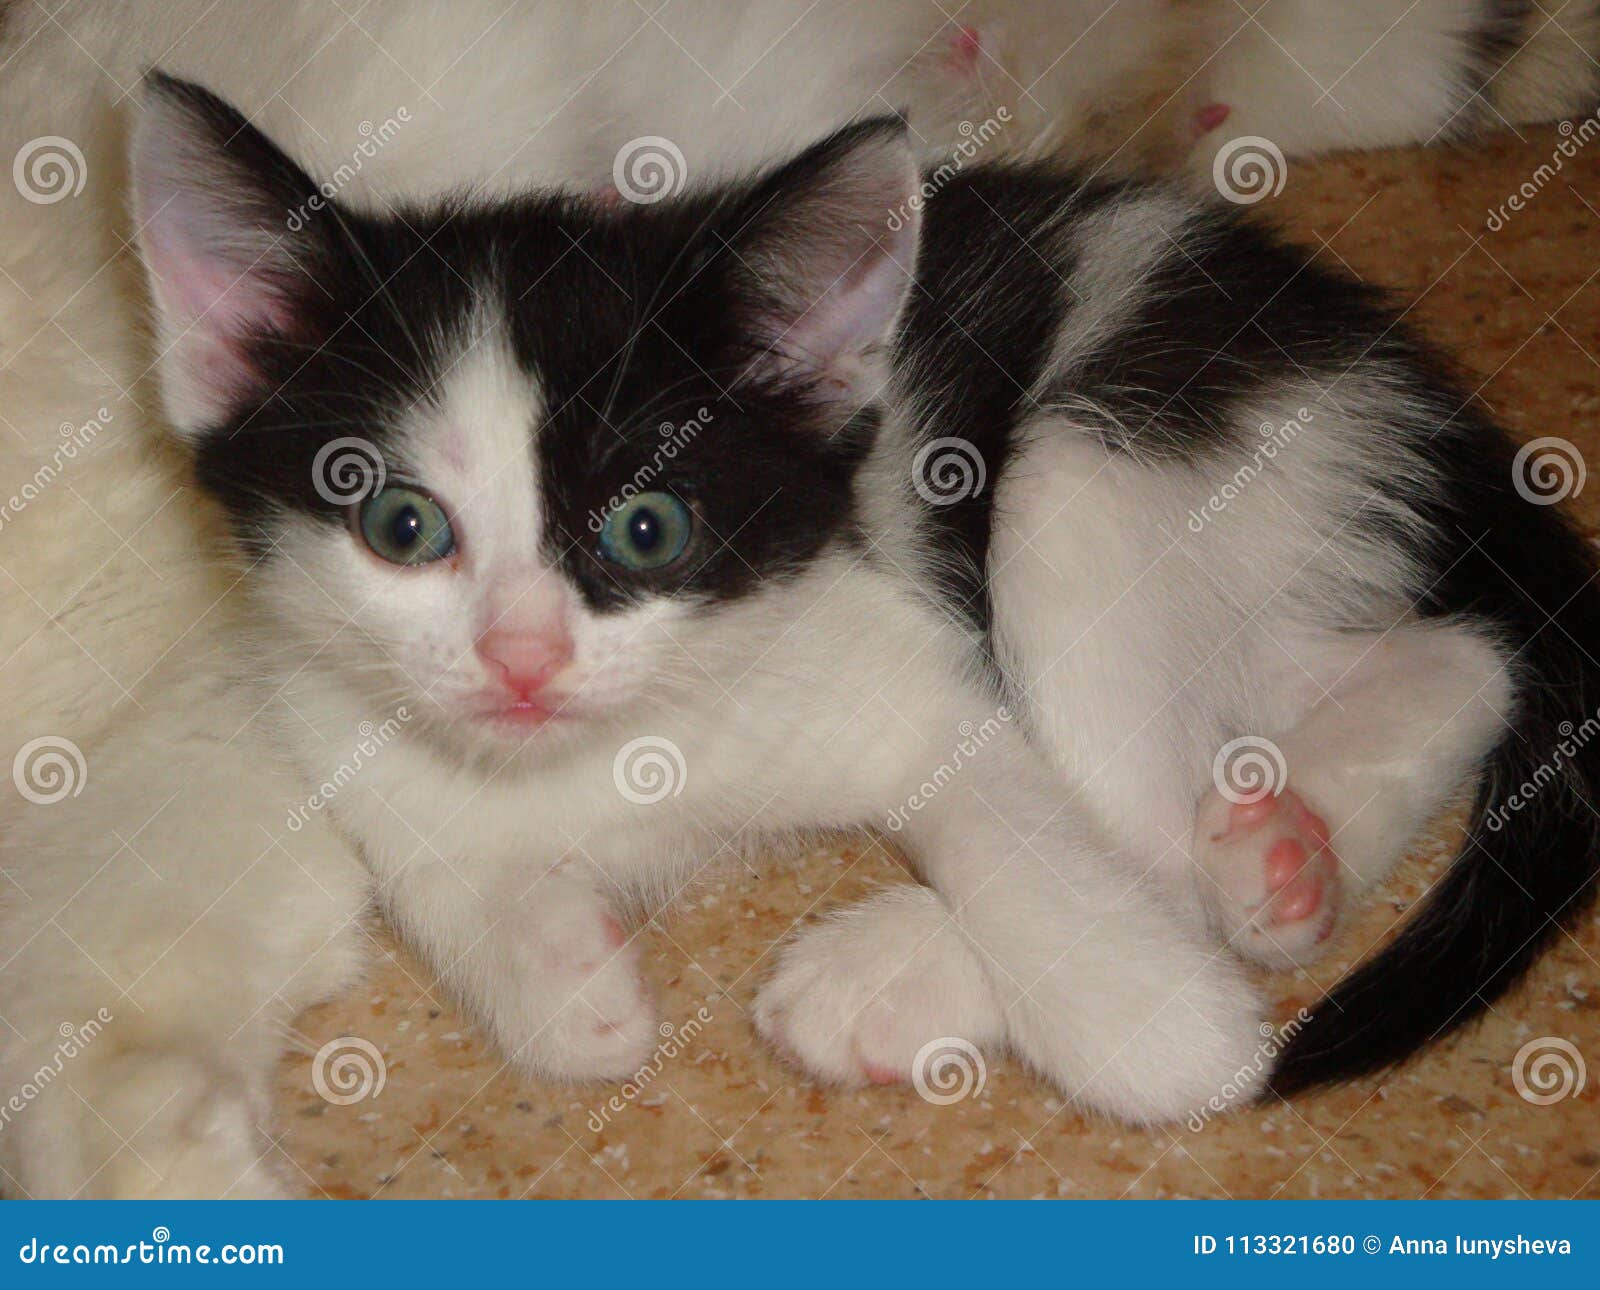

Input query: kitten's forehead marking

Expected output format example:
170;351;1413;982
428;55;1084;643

404;322;547;570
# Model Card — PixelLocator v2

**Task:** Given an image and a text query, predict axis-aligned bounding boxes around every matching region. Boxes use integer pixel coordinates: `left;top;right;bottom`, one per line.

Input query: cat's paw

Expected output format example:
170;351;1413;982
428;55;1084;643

76;1052;289;1199
1193;786;1341;967
753;886;1003;1086
490;909;659;1082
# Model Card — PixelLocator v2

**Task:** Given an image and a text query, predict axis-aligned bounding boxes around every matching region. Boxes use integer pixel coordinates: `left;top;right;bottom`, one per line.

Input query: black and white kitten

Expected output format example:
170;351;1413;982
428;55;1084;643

3;72;1596;1197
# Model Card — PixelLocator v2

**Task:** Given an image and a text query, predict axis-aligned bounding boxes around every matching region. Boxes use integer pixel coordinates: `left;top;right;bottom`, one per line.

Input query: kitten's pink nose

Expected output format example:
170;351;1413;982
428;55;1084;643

475;628;574;699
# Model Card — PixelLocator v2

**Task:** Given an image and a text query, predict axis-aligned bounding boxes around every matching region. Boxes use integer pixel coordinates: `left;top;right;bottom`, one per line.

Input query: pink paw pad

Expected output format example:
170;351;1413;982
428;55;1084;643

545;914;629;976
590;977;649;1037
1215;789;1340;936
862;1062;904;1086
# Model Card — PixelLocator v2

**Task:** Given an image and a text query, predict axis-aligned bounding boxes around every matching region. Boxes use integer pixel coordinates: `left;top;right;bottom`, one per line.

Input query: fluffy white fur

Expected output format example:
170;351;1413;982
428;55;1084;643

1197;1;1600;169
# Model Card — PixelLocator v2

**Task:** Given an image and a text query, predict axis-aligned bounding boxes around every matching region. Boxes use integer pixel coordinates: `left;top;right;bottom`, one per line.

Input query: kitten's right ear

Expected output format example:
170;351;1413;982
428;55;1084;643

724;117;921;395
131;72;329;436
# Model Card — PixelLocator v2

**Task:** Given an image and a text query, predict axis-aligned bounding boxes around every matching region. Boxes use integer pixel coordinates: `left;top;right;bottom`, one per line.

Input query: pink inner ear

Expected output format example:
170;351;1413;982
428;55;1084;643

144;210;291;332
141;207;291;420
777;240;908;363
131;85;312;429
767;215;919;377
182;328;259;411
737;124;922;384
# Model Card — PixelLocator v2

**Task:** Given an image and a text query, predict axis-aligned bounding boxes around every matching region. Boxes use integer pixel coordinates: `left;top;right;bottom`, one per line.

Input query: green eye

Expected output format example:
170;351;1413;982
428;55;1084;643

598;491;693;571
357;487;456;566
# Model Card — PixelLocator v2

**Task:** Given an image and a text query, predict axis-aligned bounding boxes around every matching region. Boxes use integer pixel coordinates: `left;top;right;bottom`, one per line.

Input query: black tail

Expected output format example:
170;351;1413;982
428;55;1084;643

1270;417;1600;1095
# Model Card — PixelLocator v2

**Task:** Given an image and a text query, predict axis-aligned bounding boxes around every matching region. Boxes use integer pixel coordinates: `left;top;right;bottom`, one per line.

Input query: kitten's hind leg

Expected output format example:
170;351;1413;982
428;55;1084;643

1193;623;1512;968
748;695;1266;1120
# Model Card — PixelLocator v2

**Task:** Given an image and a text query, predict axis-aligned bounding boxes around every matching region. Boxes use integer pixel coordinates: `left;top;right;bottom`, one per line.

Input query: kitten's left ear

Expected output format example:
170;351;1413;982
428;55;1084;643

727;118;921;392
131;71;332;436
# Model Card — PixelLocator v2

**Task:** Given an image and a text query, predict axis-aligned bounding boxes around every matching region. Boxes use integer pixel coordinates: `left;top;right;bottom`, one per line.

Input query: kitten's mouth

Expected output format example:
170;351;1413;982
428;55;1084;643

478;696;578;732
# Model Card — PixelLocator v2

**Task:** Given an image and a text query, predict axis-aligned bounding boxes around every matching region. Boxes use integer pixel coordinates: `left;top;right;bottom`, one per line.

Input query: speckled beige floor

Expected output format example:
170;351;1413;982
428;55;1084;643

272;125;1600;1200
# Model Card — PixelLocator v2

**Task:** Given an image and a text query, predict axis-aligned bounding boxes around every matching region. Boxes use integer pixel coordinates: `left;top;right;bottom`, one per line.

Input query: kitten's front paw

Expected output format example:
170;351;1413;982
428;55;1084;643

754;886;1003;1086
1007;938;1271;1126
490;910;659;1082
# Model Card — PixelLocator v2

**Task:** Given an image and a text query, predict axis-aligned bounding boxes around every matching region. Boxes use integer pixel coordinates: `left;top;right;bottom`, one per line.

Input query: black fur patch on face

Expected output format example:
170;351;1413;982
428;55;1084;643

510;191;878;613
159;71;486;552
190;221;469;556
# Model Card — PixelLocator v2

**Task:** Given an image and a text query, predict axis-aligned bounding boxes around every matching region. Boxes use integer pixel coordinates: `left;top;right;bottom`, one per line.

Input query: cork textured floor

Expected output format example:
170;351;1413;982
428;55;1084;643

270;126;1600;1200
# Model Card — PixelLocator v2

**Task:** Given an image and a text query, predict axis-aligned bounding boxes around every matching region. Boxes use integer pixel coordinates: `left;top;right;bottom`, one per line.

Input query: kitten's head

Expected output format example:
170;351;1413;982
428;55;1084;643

131;73;920;754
